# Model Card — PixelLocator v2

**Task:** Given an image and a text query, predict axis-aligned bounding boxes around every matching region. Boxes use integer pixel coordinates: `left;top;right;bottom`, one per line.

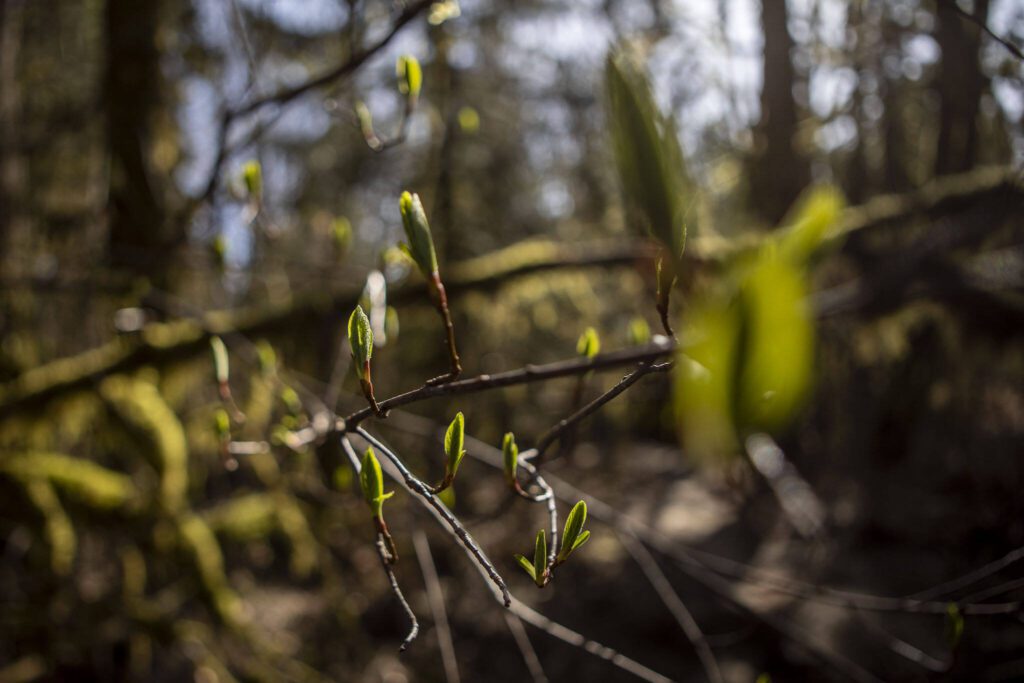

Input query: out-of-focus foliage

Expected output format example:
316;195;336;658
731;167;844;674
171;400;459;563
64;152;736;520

676;187;845;460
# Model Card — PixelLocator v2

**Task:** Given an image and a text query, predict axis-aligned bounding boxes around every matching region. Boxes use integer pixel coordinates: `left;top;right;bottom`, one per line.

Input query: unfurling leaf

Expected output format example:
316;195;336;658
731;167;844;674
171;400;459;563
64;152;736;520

396;55;423;102
778;185;844;265
359;448;394;518
241;160;262;199
576;327;601;359
443;412;466;481
210;336;229;384
348;306;374;380
633;318;654;349
502;432;518;488
399;191;439;277
558;500;589;563
514;554;536;582
533;529;547;587
255;340;277;377
605;47;689;260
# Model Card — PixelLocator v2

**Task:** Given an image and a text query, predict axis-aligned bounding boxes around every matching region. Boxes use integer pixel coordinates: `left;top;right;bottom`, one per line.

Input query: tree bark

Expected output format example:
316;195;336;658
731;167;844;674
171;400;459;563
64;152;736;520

933;0;989;176
749;0;810;225
103;0;178;275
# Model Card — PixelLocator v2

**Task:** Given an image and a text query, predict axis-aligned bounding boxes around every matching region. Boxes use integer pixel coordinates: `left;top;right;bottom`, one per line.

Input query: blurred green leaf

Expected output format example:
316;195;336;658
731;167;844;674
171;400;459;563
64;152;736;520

576;327;601;359
396;55;422;101
240;160;262;199
945;602;964;649
332;217;352;255
210;336;229;384
458;106;480;133
628;317;651;346
605;47;689;259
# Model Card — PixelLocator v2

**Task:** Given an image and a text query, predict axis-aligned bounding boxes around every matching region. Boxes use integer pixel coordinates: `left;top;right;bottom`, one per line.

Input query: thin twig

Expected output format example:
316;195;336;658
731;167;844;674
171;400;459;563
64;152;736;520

948;0;1024;61
619;532;725;683
502;612;549;683
398;465;673;683
413;530;461;683
230;0;434;118
342;340;675;428
339;436;419;651
354;427;511;607
527;361;669;465
376;533;420;651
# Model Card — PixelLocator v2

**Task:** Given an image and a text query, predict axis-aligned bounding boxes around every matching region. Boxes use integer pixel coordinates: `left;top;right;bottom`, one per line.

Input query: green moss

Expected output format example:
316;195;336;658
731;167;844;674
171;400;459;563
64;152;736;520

2;452;136;510
100;375;188;514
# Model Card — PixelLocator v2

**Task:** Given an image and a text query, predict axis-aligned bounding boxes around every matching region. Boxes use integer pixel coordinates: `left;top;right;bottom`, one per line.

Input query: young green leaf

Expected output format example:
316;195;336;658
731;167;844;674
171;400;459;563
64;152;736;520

570;529;590;553
210;336;229;384
514;554;536;582
502;432;518;488
533;529;547;587
398;191;439;277
576;327;601;359
558;500;589;562
444;412;466;481
396;55;423;102
359;447;394;518
347;306;373;380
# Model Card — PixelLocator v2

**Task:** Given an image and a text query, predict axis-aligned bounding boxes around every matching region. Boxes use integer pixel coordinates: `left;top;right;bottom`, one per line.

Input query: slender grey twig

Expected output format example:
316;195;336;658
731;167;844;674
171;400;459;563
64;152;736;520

354;427;511;607
620;532;724;683
412;530;460;683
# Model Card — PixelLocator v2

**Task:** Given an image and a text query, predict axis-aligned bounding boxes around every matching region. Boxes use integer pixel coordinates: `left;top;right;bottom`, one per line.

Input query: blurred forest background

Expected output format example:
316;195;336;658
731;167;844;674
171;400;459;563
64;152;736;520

1;0;1023;681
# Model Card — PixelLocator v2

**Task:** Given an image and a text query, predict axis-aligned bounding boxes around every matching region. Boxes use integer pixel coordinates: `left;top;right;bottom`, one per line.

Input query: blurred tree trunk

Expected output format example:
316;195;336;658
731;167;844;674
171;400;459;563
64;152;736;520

0;0;26;278
933;0;989;176
103;0;179;276
749;0;809;225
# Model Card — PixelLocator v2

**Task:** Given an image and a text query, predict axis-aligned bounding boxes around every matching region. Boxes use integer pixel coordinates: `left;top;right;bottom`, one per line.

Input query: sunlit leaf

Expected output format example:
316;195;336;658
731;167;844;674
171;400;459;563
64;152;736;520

348;306;373;380
502;432;518;488
444;412;466;480
399;191;439;277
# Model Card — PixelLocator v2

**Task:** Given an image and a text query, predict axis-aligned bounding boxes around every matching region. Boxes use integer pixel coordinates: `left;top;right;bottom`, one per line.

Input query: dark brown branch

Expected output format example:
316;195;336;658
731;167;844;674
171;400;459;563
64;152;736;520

527;361;669;466
343;341;674;429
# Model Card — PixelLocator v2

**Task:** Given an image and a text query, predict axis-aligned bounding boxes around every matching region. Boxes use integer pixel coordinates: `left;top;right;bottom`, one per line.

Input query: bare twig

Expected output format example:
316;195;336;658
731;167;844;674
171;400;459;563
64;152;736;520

342;340;675;429
527;361;669;465
376;533;419;651
353;428;511;607
502;613;549;683
413;530;461;683
619;532;724;683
